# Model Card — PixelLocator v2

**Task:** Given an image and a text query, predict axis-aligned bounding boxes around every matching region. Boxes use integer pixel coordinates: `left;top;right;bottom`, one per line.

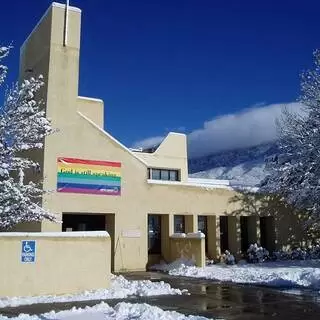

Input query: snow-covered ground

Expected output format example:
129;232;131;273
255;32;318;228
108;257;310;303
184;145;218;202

152;259;320;290
0;275;187;308
0;302;211;320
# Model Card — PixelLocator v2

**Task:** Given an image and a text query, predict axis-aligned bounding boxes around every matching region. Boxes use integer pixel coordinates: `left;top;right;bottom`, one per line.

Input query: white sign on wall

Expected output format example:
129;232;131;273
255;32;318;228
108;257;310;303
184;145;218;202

122;229;141;238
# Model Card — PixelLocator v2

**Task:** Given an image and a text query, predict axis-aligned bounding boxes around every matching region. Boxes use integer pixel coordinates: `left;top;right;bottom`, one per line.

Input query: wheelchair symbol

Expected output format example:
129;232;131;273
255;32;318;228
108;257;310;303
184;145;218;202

23;241;33;253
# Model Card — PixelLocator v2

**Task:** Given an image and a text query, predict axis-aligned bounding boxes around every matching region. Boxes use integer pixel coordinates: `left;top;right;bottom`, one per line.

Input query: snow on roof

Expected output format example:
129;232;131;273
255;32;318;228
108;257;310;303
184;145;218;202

147;179;233;190
78;96;103;103
170;232;205;239
188;177;230;186
0;231;110;238
148;177;259;192
52;2;81;13
186;231;206;239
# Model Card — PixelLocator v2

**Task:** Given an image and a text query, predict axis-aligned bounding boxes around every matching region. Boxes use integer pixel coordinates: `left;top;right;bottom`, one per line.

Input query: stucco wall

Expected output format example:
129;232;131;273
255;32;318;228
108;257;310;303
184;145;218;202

169;233;205;267
0;231;110;297
133;133;188;182
77;97;104;128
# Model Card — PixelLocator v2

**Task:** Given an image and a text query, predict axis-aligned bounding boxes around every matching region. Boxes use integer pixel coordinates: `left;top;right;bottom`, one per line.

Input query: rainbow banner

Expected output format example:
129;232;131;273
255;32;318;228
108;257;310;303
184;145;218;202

57;157;121;196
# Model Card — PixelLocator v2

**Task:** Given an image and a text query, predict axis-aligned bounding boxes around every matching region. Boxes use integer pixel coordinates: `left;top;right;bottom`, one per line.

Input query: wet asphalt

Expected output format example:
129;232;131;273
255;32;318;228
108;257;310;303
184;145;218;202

0;272;319;319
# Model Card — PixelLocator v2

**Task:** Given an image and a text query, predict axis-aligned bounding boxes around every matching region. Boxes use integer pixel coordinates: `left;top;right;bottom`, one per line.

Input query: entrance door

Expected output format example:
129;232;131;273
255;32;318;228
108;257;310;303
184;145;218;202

62;214;106;231
260;217;276;252
148;215;161;254
198;215;208;253
62;213;115;271
220;216;229;253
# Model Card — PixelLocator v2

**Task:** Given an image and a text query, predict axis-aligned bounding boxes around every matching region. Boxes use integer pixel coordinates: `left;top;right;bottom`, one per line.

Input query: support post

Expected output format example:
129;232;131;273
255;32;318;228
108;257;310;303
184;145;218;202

207;216;221;260
228;216;241;258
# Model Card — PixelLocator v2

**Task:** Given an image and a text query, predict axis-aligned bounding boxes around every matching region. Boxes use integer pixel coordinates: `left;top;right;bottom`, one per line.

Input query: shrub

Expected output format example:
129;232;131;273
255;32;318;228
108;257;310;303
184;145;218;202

247;243;269;263
272;243;320;260
221;250;235;265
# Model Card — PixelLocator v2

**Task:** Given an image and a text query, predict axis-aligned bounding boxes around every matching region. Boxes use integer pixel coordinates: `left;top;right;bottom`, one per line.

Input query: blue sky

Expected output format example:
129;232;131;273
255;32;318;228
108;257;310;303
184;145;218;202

1;0;320;156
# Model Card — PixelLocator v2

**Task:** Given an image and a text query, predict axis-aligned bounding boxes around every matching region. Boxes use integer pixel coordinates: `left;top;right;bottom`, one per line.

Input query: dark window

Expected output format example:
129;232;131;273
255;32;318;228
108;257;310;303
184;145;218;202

151;169;161;180
174;215;185;233
149;168;180;181
169;170;178;181
198;216;207;234
62;214;106;231
160;170;169;180
198;216;208;253
148;215;161;254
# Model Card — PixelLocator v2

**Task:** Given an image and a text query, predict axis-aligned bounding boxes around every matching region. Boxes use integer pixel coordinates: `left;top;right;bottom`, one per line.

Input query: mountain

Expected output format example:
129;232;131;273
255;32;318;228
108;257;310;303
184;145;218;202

188;143;278;186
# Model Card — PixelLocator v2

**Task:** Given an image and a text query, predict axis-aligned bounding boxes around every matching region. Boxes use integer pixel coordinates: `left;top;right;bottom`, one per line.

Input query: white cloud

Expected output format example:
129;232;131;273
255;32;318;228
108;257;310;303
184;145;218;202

132;102;304;157
188;102;303;157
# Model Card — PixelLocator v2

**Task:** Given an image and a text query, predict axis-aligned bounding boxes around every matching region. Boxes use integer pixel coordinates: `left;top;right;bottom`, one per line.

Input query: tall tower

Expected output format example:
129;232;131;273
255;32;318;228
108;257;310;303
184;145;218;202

19;2;82;231
20;2;81;124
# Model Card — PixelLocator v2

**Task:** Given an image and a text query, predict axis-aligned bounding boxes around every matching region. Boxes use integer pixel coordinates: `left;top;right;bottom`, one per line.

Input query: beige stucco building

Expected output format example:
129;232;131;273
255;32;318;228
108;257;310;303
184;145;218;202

14;2;304;272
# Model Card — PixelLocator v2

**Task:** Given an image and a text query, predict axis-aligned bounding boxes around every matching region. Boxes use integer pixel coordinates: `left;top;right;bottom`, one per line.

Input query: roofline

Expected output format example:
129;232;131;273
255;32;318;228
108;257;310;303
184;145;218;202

78;96;104;103
52;2;81;12
147;179;234;191
77;112;148;167
133;132;187;154
21;2;81;51
147;179;259;192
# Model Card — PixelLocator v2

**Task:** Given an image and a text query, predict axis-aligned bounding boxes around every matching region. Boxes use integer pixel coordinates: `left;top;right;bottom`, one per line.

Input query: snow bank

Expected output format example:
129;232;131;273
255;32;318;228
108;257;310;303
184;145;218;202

150;258;196;272
0;302;211;320
0;275;187;308
170;232;205;239
153;259;320;290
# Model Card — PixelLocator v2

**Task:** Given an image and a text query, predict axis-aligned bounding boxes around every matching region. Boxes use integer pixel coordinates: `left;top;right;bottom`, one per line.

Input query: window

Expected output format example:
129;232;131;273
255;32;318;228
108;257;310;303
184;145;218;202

151;169;161;180
169;170;178;181
174;215;185;233
149;168;180;181
160;170;169;180
198;216;207;234
198;215;208;253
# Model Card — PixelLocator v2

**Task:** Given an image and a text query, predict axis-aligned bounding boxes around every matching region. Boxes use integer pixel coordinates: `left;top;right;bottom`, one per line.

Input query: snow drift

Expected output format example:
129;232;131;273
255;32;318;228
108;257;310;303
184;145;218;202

152;259;320;290
0;275;187;308
0;302;211;320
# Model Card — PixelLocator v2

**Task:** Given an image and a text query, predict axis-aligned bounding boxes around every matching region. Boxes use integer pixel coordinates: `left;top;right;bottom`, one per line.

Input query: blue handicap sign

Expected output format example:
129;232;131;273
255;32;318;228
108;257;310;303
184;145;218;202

21;240;36;263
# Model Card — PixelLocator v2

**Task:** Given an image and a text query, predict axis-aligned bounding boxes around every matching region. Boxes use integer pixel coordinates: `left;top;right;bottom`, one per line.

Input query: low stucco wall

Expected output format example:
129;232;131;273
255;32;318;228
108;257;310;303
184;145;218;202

169;232;205;267
0;231;110;297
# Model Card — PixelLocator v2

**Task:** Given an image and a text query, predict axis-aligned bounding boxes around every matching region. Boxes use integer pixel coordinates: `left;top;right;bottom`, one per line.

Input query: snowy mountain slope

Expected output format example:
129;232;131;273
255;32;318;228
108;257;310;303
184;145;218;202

188;143;278;186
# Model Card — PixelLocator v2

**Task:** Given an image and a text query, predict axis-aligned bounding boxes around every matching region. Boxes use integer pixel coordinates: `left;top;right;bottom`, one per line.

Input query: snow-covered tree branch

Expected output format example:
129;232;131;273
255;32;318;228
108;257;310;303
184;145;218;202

0;46;10;86
0;45;56;229
261;49;320;232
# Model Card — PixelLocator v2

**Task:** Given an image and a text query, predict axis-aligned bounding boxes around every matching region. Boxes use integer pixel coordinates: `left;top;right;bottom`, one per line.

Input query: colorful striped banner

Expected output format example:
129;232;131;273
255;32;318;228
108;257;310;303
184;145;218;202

57;157;121;196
